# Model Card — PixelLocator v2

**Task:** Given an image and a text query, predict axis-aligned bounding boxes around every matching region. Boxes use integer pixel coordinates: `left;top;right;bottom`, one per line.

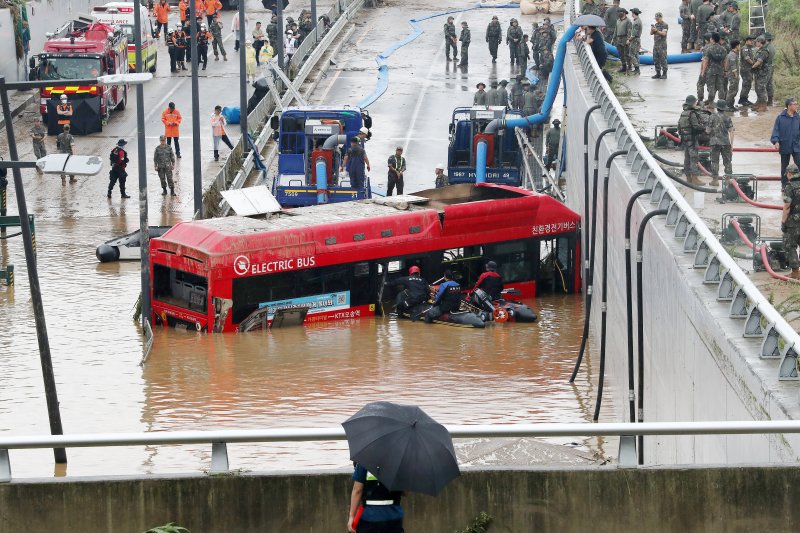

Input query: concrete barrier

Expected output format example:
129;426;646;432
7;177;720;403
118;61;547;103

2;466;800;531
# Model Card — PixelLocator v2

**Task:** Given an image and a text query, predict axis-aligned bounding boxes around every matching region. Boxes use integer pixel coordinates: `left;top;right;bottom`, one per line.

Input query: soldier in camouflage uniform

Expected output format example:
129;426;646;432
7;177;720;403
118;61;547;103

706;100;733;186
473;82;487;105
522;82;538;117
267;15;278;47
507;19;523;65
56;124;76;184
581;0;601;15
688;0;703;50
764;32;775;106
738;35;755;106
724;40;740;110
628;9;643;75
545;119;561;167
679;0;691;53
30;117;46;175
530;24;541;69
782;164;800;279
539;45;554;87
497;79;510;108
486;16;502;64
538;18;556;57
210;13;227;61
509;75;524;109
485;80;500;106
696;33;711;102
444;16;458;62
651;12;669;79
722;3;740;47
702;33;727;105
751;35;770;111
613;9;632;73
696;0;715;46
458;21;471;67
604;0;621;42
154;135;176;196
679;95;705;185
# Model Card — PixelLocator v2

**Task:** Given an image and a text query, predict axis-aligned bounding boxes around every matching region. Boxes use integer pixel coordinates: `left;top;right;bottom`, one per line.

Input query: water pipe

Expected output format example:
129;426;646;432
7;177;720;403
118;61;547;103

659;130;777;152
475;140;488;184
729;218;800;284
582;105;602;283
605;42;702;65
316;157;328;204
636;208;669;464
624;188;652;424
729;179;782;210
661;166;719;193
323;134;347;149
570;127;616;383
649;150;683;167
594;149;629;422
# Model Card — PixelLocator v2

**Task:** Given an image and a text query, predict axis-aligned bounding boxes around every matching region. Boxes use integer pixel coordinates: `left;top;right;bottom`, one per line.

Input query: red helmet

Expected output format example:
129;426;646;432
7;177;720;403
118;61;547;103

409;266;421;275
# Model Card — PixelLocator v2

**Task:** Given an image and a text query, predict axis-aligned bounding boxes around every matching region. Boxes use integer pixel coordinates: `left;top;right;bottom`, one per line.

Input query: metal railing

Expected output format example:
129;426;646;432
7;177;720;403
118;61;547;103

201;0;365;218
566;3;800;380
515;128;564;200
4;420;800;482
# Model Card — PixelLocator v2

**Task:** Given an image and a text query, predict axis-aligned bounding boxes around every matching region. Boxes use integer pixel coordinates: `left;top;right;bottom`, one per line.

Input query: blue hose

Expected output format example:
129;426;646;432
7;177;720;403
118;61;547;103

316;158;328;204
475;140;488;183
604;42;702;65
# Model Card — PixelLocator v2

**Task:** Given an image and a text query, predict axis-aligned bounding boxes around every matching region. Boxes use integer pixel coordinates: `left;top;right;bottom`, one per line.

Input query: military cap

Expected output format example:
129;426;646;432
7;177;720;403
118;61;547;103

490;80;498;87
552;119;561;125
764;32;773;39
630;7;641;14
745;34;755;40
655;12;663;17
492;15;498;19
619;8;628;14
729;2;739;9
715;99;727;111
447;16;454;21
499;79;508;85
461;21;469;26
685;95;698;105
788;164;800;179
756;35;766;43
476;82;486;89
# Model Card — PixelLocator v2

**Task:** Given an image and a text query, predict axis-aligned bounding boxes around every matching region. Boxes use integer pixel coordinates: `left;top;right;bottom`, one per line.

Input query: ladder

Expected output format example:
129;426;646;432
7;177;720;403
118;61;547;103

748;0;767;37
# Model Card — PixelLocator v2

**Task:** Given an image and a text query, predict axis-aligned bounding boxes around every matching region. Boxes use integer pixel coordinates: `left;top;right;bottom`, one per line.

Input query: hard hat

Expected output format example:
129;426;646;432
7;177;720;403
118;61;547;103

685;95;698;105
435;162;445;170
486;261;497;271
359;127;369;134
715;99;727;111
60;94;68;101
409;265;421;275
201;23;207;28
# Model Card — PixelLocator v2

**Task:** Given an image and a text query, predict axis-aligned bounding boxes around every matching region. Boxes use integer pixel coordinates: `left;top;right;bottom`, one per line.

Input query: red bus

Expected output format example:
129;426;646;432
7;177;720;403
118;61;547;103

150;184;581;332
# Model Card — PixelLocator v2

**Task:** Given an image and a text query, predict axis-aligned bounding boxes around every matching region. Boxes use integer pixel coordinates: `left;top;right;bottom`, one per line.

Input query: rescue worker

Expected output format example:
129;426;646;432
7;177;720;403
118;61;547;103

30;117;46;175
764;32;775;106
204;0;222;26
485;80;500;106
424;270;462;323
738;35;756;106
497;79;510;108
679;0;691;53
211;105;235;162
210;14;227;61
702;33;727;106
507;18;523;65
628;8;643;75
782;164;800;280
161;102;182;158
154;135;176;196
154;0;170;43
678;95;705;185
724;40;741;110
173;25;188;71
252;21;266;66
386;146;406;196
444;16;458;62
55;94;72;132
473;82;487;105
347;463;404;533
474;260;504;301
486;15;502;63
651;12;669;79
458;21;471;67
56;124;75;184
108;139;130;199
167;28;178;73
179;0;188;25
389;266;429;318
197;23;212;70
751;35;770;111
342;136;370;190
706;99;734;187
434;162;448;188
545;119;561;168
613;9;632;74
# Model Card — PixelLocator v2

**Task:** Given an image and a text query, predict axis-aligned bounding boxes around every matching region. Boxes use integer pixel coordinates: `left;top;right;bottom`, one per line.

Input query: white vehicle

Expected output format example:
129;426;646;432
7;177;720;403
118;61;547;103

91;2;158;73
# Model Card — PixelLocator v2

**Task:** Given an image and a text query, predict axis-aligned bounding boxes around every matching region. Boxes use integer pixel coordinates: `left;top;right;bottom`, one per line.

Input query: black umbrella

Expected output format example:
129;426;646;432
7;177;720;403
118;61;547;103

342;401;460;496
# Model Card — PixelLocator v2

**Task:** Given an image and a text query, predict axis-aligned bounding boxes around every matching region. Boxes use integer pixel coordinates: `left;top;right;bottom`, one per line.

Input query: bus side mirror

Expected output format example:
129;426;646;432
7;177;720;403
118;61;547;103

29;57;36;70
361;111;372;129
269;115;279;131
448;123;455;135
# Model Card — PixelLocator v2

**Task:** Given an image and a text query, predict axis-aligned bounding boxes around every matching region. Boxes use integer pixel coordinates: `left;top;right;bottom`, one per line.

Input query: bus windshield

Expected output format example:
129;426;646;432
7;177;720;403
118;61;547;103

39;56;102;80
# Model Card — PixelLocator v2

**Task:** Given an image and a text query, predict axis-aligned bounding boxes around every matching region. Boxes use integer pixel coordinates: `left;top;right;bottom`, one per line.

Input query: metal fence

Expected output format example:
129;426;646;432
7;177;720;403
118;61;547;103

4;420;800;482
201;0;365;218
566;3;800;381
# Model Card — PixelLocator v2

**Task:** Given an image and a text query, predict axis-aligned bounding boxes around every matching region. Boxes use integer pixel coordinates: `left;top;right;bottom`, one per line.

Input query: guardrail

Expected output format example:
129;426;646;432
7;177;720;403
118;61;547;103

201;0;365;218
566;3;800;381
4;420;800;482
515;128;565;200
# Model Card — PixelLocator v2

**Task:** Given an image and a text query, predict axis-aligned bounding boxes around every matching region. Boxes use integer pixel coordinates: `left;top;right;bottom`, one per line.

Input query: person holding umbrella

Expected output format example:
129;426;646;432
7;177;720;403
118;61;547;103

348;464;404;532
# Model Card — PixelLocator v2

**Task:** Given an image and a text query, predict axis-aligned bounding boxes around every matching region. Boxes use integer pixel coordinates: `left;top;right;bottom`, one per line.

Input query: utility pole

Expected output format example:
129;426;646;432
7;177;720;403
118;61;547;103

133;0;150;328
277;0;285;70
189;0;202;218
311;0;317;35
239;0;248;143
0;76;66;464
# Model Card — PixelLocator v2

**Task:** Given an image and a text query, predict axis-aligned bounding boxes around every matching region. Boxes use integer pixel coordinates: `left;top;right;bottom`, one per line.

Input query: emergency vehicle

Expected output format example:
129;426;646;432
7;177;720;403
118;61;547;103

29;16;129;132
91;3;158;73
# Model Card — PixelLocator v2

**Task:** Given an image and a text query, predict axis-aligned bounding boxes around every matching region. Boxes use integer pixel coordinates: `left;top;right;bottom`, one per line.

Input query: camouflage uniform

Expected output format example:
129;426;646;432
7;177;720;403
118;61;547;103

739;40;755;104
629;14;643;71
765;36;775;104
30;125;46;159
688;0;703;48
652;20;669;76
266;17;278;46
522;86;538;117
696;1;714;43
697;39;709;101
679;2;691;51
210;18;226;60
782;171;800;272
458;24;471;66
444;20;458;61
539;46;554;87
724;49;739;109
496;81;509;108
613;14;632;72
706;106;733;180
485;82;500;106
604;4;620;41
530;23;541;68
752;40;770;107
703;42;727;104
56;130;75;183
509;78;524;109
154;142;176;193
486;19;502;62
545;123;560;164
507;22;523;64
678;99;704;182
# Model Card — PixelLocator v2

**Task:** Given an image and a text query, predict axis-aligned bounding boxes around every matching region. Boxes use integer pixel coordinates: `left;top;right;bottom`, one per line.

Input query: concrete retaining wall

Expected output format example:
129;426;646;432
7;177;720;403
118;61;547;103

2;467;800;532
562;47;800;464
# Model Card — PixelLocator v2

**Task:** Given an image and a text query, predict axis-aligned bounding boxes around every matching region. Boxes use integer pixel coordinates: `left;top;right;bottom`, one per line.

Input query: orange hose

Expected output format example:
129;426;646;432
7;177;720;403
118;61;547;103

659;129;777;152
729;218;799;283
728;179;782;210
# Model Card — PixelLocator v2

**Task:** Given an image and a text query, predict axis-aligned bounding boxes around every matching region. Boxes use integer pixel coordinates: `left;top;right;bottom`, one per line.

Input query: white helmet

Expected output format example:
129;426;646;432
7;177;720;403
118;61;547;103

435;163;445;170
201;23;207;29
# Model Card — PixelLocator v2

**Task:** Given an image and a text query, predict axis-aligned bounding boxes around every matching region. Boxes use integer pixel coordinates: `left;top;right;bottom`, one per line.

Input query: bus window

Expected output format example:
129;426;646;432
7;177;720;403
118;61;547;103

441;246;483;287
483;240;536;284
153;264;208;312
351;261;374;306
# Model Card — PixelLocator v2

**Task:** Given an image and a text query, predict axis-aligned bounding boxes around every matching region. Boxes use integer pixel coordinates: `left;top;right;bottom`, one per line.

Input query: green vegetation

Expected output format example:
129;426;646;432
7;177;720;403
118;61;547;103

455;512;493;533
144;524;189;533
765;0;800;102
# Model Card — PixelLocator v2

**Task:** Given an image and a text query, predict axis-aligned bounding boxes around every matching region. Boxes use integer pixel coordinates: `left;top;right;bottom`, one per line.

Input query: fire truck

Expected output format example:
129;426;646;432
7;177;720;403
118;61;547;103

29;16;129;134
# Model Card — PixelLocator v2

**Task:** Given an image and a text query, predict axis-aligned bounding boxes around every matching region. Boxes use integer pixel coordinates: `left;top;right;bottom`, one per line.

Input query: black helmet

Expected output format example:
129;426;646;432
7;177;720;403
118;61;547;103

486;261;497;271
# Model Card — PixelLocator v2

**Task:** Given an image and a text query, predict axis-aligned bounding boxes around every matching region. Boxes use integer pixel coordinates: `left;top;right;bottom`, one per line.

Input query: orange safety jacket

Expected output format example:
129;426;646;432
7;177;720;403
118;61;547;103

154;1;170;24
179;0;188;21
161;108;182;137
205;0;222;16
56;103;73;125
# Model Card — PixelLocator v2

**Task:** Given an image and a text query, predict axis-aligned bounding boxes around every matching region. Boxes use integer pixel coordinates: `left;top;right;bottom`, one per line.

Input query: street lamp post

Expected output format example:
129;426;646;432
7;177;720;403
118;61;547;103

189;0;202;219
277;0;285;70
133;0;150;330
239;0;248;143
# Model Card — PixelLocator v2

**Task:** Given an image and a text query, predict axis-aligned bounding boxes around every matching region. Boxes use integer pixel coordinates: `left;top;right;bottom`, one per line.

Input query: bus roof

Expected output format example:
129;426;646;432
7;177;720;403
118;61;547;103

154;184;580;258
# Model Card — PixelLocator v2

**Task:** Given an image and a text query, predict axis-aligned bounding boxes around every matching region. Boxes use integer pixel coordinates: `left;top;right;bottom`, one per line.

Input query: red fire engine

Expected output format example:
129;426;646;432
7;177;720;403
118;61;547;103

29;16;129;134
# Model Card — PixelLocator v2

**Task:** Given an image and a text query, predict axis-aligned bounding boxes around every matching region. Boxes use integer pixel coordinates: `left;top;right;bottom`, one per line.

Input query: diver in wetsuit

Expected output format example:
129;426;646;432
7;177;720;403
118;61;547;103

424;270;462;323
473;260;504;300
388;265;429;318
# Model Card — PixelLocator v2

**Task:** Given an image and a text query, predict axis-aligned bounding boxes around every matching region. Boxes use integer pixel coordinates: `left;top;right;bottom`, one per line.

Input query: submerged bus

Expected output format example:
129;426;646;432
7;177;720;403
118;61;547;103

150;184;581;332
